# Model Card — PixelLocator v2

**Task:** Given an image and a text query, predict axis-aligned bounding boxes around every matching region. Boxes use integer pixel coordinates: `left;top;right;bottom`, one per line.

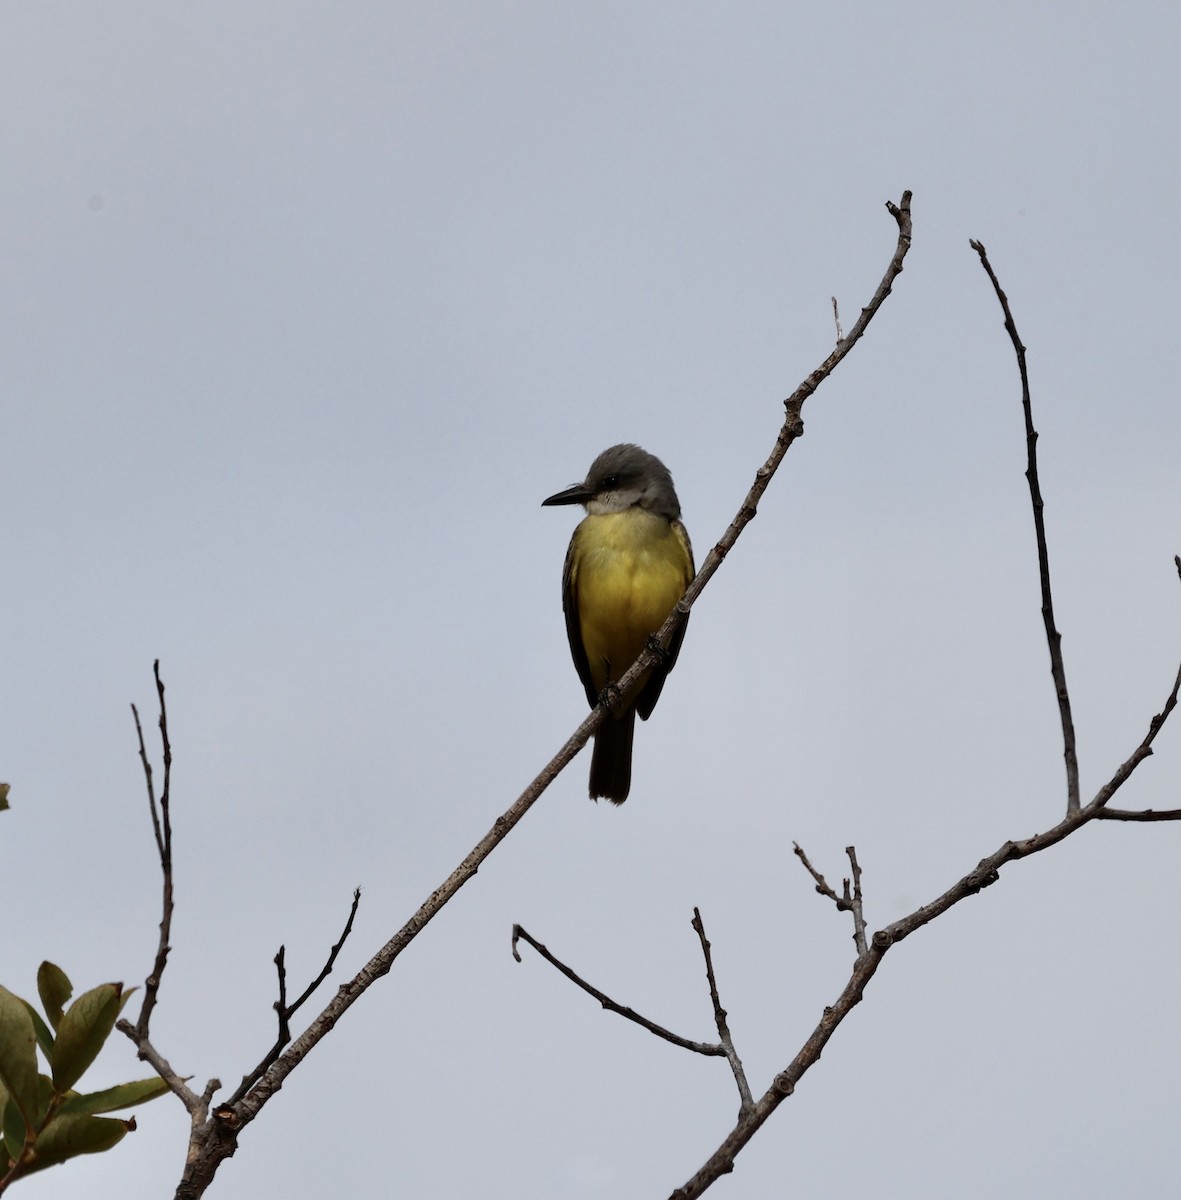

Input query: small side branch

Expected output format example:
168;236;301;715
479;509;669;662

793;843;869;958
119;662;200;1111
1095;806;1181;821
843;847;868;959
971;240;1080;813
226;888;363;1107
511;925;724;1057
673;600;1181;1200
130;660;174;1041
691;909;753;1115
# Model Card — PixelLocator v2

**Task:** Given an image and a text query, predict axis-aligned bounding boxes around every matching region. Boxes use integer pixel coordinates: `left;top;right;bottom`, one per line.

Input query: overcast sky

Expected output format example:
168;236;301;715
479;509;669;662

4;4;1180;1198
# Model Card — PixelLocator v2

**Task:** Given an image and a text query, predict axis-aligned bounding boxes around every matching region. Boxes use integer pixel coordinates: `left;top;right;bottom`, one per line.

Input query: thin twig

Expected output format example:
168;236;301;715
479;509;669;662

831;296;844;343
971;239;1080;813
842;847;869;959
669;247;1181;1200
511;925;724;1057
672;655;1181;1198
286;888;361;1018
793;843;868;958
115;1031;201;1114
127;661;176;1043
691;909;753;1114
1095;806;1181;821
792;842;842;906
225;889;363;1106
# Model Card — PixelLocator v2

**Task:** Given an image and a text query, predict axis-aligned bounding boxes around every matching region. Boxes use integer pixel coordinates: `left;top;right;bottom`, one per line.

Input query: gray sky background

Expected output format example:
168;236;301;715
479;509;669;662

5;4;1180;1198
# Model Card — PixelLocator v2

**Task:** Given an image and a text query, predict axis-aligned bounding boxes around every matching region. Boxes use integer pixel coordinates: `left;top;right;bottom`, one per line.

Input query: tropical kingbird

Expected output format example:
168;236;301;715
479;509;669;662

542;444;694;804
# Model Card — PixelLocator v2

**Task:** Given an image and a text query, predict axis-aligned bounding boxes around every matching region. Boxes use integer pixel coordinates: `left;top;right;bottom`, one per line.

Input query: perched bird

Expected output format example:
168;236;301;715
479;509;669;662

542;444;694;803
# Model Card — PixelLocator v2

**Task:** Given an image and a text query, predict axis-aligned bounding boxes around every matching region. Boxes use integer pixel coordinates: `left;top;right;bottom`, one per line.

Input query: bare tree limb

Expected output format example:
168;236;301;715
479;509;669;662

1095;806;1181;821
130;660;173;1039
691;909;753;1115
793;843;869;959
121;193;913;1198
671;648;1181;1198
970;239;1080;813
792;841;842;906
842;847;869;959
224;888;363;1107
512;924;724;1057
118;661;200;1113
666;238;1181;1200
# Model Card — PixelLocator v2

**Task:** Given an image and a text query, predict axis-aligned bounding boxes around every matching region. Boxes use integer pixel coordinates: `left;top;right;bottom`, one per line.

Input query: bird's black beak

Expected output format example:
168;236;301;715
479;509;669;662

542;482;593;507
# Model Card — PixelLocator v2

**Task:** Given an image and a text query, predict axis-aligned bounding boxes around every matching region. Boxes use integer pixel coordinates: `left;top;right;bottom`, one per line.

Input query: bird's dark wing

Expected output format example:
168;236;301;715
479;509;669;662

636;518;695;720
561;532;599;708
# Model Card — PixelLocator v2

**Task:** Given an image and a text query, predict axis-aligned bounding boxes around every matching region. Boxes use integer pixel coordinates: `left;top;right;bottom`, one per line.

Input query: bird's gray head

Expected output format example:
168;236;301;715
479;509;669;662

542;443;682;520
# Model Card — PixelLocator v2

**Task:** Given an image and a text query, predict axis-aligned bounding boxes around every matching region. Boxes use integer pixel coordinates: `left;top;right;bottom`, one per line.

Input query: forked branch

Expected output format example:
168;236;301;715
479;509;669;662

125;193;914;1197
667;236;1181;1200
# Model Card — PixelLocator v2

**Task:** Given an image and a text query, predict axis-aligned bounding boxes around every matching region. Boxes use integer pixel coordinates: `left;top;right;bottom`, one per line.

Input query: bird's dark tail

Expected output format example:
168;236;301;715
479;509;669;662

589;708;636;804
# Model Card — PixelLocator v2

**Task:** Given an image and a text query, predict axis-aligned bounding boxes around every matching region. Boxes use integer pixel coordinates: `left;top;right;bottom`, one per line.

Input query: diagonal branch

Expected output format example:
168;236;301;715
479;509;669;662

971;239;1080;813
123;193;915;1198
512;925;724;1056
229;193;914;1126
669;247;1181;1200
599;193;913;723
671;648;1181;1199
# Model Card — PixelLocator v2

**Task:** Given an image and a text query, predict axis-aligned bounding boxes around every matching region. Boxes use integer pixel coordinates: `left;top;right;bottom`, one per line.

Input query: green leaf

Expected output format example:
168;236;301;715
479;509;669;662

36;962;72;1033
0;782;10;812
116;985;138;1017
59;1076;171;1115
19;1112;130;1174
20;1000;55;1059
49;983;122;1093
2;1094;26;1165
0;988;40;1127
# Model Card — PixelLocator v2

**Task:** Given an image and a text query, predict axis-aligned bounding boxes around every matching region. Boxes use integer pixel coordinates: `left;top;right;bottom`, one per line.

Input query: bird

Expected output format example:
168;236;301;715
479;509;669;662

542;444;694;803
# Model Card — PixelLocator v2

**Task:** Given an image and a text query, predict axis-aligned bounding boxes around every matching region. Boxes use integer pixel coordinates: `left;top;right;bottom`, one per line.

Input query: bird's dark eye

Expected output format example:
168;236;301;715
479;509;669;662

603;475;619;489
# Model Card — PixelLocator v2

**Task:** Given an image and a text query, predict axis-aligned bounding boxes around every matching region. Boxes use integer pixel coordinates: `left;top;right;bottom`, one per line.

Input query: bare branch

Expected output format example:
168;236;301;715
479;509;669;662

792;841;842;906
111;1025;202;1114
512;924;724;1057
229;193;912;1134
669;251;1181;1200
586;194;913;732
225;888;363;1107
1095;806;1181;821
843;847;869;959
121;194;913;1196
971;239;1080;813
126;661;176;1044
691;909;753;1114
793;843;869;958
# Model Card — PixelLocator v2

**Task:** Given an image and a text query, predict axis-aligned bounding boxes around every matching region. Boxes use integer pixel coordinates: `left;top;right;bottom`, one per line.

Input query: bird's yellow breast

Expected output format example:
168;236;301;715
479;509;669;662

570;510;693;692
